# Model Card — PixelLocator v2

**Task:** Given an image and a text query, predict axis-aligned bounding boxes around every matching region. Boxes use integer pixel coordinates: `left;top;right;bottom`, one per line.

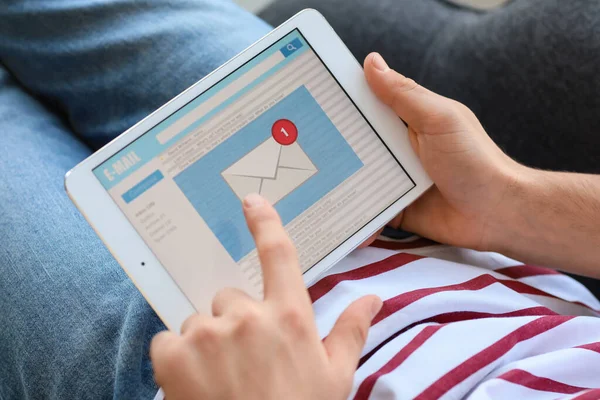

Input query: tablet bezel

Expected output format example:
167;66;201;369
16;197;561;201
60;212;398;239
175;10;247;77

65;9;432;332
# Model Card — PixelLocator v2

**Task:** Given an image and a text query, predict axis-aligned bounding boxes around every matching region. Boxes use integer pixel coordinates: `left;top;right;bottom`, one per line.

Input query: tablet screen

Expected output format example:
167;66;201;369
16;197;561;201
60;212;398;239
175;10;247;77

94;29;415;304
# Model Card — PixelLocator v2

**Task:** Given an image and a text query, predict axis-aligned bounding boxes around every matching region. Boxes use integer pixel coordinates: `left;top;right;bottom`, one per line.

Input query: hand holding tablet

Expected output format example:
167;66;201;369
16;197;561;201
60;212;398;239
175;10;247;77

65;9;432;331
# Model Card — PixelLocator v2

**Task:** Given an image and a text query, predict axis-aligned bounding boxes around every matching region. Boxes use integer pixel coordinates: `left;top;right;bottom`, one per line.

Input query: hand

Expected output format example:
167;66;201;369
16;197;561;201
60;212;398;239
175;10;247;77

364;53;524;251
150;194;382;400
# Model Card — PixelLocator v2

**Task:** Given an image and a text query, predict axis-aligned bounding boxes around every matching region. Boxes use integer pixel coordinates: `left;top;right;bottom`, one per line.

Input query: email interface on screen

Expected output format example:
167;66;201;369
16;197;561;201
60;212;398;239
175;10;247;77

94;30;415;307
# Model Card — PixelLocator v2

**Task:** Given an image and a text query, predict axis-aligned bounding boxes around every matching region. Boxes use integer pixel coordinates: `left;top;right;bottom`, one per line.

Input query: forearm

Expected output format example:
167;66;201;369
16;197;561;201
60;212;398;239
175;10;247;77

490;167;600;277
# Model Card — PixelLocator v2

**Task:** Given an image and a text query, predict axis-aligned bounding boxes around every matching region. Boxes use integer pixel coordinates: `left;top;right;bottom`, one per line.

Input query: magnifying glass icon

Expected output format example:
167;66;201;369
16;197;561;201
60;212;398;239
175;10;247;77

286;43;297;52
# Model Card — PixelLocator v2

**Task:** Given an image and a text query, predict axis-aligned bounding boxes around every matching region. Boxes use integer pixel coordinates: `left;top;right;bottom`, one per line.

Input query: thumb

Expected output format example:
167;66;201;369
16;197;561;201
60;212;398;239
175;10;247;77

364;52;451;131
324;295;382;374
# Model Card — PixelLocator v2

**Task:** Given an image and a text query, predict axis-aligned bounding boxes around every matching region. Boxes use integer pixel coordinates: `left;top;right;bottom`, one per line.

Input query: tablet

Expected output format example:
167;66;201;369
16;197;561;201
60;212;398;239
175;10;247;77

65;9;432;331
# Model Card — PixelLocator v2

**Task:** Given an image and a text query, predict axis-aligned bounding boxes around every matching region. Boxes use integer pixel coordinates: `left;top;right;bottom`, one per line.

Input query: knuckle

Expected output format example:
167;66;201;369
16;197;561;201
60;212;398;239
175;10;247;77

249;206;280;227
213;287;236;308
214;287;233;299
260;235;294;259
389;76;418;104
349;323;369;347
278;306;310;337
419;101;464;133
150;331;170;353
236;304;263;329
391;75;419;94
451;100;475;118
155;339;188;376
186;320;219;345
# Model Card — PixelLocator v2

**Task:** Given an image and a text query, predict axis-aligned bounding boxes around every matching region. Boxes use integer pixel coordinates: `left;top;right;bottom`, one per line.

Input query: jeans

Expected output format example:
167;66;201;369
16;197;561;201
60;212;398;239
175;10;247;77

0;1;270;398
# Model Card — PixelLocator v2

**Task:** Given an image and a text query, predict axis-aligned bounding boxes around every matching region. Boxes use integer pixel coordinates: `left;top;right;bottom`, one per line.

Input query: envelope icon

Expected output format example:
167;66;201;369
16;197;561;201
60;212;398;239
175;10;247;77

222;137;317;205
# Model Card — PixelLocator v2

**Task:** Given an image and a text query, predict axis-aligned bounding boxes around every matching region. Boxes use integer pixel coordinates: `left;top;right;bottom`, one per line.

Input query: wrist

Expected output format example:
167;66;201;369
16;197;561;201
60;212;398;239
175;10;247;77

483;166;600;275
481;163;540;255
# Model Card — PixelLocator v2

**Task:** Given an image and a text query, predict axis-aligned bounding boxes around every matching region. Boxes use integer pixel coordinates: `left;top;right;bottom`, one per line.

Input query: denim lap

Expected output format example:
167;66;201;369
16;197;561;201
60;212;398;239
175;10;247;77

0;0;271;150
0;0;271;398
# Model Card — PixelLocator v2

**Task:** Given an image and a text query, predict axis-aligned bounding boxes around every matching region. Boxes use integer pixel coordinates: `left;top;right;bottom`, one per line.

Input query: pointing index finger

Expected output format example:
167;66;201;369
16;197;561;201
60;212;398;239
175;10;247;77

243;194;307;303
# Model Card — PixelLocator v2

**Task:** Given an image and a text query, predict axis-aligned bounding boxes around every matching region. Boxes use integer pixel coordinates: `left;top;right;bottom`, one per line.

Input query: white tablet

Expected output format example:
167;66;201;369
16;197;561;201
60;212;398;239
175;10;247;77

65;9;432;332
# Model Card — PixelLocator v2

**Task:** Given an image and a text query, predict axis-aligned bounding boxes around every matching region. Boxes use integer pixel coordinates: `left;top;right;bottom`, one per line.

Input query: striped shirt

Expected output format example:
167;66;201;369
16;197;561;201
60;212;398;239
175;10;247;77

311;236;600;400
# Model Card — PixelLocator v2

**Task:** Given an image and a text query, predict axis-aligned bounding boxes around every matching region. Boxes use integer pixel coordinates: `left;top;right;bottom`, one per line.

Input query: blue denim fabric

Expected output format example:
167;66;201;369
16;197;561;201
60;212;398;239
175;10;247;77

0;1;270;398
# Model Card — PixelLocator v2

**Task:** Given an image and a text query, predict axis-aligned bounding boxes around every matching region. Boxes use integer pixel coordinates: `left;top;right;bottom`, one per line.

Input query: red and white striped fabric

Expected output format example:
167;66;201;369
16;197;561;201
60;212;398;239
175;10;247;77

310;236;600;400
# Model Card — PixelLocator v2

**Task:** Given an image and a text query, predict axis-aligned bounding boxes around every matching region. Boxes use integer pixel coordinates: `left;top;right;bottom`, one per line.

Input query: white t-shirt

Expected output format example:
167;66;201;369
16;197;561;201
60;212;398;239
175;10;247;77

313;236;600;399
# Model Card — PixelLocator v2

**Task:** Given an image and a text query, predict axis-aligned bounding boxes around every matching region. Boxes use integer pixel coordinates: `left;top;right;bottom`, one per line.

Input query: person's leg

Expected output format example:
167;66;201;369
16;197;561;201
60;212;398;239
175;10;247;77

0;1;271;398
0;64;162;399
0;0;271;150
261;0;600;173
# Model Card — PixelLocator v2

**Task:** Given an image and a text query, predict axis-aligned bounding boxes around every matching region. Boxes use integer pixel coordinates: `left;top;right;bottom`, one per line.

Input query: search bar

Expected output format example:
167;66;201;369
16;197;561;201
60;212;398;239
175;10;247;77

280;38;303;57
156;50;286;145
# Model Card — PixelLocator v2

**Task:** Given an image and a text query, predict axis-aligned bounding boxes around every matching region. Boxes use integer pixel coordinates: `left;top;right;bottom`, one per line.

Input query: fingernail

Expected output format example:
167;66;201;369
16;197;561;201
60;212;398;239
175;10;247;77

371;298;383;319
371;53;388;71
243;193;264;208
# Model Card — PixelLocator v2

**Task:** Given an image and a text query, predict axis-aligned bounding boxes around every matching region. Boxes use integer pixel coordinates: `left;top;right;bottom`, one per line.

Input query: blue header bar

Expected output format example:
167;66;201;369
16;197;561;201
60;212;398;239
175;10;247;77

94;30;308;190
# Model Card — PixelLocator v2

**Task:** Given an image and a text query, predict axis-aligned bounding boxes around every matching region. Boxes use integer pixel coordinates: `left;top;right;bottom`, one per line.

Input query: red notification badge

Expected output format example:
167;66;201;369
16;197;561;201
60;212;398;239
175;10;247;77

271;119;298;146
